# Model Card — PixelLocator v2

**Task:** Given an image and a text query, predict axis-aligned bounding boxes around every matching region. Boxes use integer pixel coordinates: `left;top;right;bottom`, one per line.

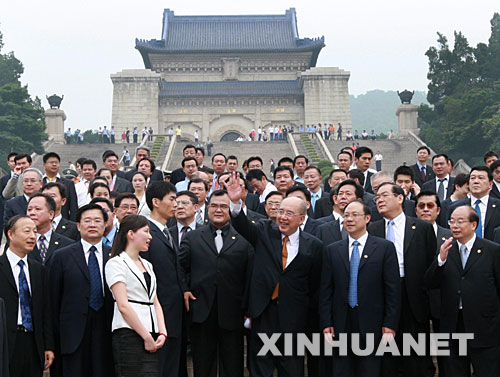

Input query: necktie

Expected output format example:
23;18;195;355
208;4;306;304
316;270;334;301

386;220;396;244
195;209;203;225
38;235;48;264
180;226;191;244
348;241;361;307
88;246;104;311
272;236;289;300
460;244;469;269
162;227;174;249
474;199;483;238
311;193;319;211
421;166;426;180
437;179;445;201
17;260;33;331
215;229;223;253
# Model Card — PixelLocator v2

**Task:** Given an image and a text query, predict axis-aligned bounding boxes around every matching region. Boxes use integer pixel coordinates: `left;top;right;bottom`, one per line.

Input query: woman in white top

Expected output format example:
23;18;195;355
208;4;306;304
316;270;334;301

131;172;151;217
105;215;166;376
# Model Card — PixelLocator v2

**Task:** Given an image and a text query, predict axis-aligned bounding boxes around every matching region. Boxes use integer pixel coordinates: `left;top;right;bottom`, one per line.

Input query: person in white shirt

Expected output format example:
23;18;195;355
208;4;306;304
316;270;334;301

175;157;198;192
75;160;97;208
245;169;277;203
105;214;167;376
188;178;209;225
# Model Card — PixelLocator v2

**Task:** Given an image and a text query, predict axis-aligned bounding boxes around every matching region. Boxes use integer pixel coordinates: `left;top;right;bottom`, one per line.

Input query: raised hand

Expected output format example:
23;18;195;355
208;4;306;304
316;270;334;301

439;237;454;262
224;172;243;204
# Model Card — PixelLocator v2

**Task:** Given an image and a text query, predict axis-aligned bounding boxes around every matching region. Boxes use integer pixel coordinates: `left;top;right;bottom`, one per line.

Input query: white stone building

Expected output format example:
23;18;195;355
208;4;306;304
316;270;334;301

111;8;352;141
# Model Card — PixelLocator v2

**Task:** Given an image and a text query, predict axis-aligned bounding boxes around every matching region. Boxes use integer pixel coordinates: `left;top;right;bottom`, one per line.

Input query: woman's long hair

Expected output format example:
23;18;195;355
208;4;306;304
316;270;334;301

110;214;150;258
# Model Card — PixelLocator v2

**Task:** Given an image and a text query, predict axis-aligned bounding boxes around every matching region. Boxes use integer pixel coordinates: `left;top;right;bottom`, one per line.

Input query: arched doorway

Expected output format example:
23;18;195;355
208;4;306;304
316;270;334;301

220;131;243;141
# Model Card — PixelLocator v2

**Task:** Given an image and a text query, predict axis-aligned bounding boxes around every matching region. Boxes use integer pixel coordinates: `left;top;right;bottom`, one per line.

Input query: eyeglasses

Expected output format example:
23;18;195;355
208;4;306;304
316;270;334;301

208;204;229;210
448;219;471;226
23;179;40;184
277;209;302;218
175;200;192;207
417;202;436;209
119;205;138;211
266;201;282;208
81;218;104;225
343;213;365;219
374;193;398;202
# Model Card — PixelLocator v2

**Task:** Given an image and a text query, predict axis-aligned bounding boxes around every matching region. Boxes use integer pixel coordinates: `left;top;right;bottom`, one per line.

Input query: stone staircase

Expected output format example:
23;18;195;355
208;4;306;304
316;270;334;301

293;133;329;164
150;136;168;166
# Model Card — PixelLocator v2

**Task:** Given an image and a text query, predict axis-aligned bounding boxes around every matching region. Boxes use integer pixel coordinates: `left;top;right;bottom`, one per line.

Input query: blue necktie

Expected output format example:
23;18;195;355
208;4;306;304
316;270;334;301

88;246;104;311
348;241;361;308
311;193;319;211
474;199;483;238
386;220;396;244
17;260;33;331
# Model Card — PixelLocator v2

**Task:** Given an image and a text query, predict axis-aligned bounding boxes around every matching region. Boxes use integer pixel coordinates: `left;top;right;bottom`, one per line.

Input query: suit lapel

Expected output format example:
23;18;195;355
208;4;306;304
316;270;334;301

271;225;284;269
27;259;40;301
403;217;416;255
0;253;17;293
358;235;375;271
219;227;238;254
200;226;218;255
339;239;350;272
150;221;172;250
484;198;496;228
70;243;89;281
463;239;483;273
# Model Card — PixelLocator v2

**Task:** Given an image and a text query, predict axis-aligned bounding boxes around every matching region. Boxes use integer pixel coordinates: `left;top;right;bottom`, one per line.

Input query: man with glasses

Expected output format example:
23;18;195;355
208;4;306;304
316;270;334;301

179;190;253;377
188;178;210;226
320;200;400;377
4;168;43;225
169;191;200;247
368;183;436;377
263;191;284;223
226;172;322;377
113;193;139;224
426;205;500;377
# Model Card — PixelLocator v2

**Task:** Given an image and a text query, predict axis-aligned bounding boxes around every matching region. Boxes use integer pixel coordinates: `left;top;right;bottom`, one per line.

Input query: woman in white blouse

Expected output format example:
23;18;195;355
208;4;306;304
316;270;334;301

131;172;151;217
105;215;166;376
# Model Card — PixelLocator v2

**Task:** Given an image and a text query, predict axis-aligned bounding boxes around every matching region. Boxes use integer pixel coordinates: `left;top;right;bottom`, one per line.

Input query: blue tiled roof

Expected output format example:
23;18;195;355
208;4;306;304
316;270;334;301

136;8;324;55
159;80;303;98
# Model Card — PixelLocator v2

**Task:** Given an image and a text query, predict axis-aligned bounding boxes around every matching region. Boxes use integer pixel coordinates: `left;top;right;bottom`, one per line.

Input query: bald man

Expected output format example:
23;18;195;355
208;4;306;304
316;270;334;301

226;173;323;377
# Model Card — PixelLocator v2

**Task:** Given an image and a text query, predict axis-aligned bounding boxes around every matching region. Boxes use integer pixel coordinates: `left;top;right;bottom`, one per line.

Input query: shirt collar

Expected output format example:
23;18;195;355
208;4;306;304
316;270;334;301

81;239;103;254
417;162;425;170
52;214;62;229
470;194;489;205
209;222;230;237
348;231;369;248
149;216;167;231
6;249;28;270
436;174;450;182
457;234;476;253
37;229;52;244
177;219;196;232
385;211;405;227
282;228;300;244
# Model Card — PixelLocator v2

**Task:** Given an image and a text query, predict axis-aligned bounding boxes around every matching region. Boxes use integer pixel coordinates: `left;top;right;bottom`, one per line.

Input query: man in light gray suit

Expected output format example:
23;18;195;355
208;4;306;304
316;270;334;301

415;190;452;377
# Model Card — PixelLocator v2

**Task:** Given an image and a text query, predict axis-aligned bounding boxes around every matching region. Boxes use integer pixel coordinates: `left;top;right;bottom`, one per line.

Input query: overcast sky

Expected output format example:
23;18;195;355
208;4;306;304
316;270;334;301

1;0;498;131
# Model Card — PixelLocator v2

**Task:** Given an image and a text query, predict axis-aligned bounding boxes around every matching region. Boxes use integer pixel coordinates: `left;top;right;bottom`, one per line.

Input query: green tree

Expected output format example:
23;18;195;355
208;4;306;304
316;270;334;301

0;30;46;171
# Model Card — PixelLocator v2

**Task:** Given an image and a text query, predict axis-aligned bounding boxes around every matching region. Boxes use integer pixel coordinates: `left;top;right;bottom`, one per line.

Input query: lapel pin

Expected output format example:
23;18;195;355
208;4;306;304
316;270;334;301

55;241;59;245
251;220;256;223
411;225;416;230
62;225;66;229
442;237;446;241
363;255;368;259
109;253;112;257
232;236;236;240
477;249;482;254
493;204;496;208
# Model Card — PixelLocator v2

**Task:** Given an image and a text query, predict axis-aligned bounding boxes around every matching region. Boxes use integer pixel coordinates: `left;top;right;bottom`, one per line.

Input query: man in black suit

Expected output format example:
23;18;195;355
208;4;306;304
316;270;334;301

169;190;200;247
368;183;436;377
41;152;79;221
42;182;80;241
188;178;210;225
226;172;323;377
0;215;55;376
415;191;452;377
179;190;254;377
50;204;114;377
124;146;164;181
141;181;184;377
410;146;435;188
0;152;17;243
285;185;322;234
354;147;375;193
489;159;500;199
4;168;43;225
394;165;420;202
26;193;74;266
426;206;500;377
304;166;329;213
171;144;198;185
348;169;376;207
320;200;401;377
313;169;348;219
274;166;296;197
422;154;455;201
448;166;500;241
101;150;133;193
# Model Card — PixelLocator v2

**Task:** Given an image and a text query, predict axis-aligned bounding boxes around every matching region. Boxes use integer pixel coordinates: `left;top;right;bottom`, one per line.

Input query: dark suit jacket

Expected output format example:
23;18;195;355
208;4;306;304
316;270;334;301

246;208;266;223
494;226;500;244
313;218;343;246
115;170;127;179
113;176;134;194
170;168;186;186
168;222;203;248
28;232;74;267
0;298;8;377
245;193;260;212
0;253;54;368
319;235;401;340
140;220;184;338
429;225;452;319
178;224;254;330
43;177;78;222
425;237;500;347
448;196;500;241
49;242;113;355
313;197;332;219
55;217;80;241
0;174;11;242
364;171;374;194
411;163;435;188
303;216;322;235
125;169;163;182
3;195;28;225
422;177;455;199
491;183;500;200
368;216;436;323
231;210;323;332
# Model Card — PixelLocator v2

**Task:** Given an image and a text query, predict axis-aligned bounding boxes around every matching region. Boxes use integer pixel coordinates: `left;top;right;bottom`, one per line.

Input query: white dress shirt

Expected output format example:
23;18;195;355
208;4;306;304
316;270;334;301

385;211;406;277
259;182;278;203
283;229;300;268
470;194;488;238
435;175;450;197
348;232;368;261
81;239;105;292
300;215;309;231
6;249;31;325
52;214;63;231
175;178;189;192
75;179;90;208
176;220;196;245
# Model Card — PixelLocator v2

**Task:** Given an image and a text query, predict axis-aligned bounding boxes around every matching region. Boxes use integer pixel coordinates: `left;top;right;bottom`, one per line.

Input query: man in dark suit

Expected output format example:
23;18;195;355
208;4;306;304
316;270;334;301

101;151;133;193
141;181;184;377
489;159;500;199
41;152;79;221
171;144;198;185
0;152;18;243
179;190;254;377
354;147;375;193
226;172;323;377
42;182;80;241
448;166;500;241
415;191;452;377
285;185;322;235
368;183;436;377
320;200;401;377
304;166;329;213
426;206;500;377
421;154;455;201
188;178;210;226
313;169;348;219
50;204;114;377
26;193;74;266
0;215;55;376
3;168;43;225
124;146;164;181
410;146;435;188
274;166;297;197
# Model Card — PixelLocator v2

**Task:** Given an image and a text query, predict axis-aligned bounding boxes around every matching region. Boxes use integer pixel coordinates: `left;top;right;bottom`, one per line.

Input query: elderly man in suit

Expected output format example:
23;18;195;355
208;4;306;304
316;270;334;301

0;216;54;377
42;182;80;241
285;185;322;235
4;168;43;225
410;146;435;188
50;204;115;377
422;154;455;201
426;206;500;377
368;182;436;377
141;181;184;377
26;193;74;266
179;190;254;377
226;172;323;377
320;200;401;377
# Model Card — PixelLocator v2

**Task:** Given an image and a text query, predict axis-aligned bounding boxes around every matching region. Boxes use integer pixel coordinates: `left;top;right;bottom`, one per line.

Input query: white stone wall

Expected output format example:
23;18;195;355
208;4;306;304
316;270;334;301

110;69;161;135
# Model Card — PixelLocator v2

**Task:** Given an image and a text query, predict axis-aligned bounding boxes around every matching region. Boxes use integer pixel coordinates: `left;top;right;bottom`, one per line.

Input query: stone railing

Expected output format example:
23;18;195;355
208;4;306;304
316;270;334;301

161;135;177;172
287;133;299;157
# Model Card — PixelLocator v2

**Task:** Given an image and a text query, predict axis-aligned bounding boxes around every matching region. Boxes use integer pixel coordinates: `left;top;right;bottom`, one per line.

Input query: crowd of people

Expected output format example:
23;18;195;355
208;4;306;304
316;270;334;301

1;141;500;377
65;126;155;145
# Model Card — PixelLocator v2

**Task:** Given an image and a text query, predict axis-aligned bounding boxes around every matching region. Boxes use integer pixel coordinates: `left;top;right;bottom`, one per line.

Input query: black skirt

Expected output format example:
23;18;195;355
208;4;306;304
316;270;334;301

112;328;159;377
